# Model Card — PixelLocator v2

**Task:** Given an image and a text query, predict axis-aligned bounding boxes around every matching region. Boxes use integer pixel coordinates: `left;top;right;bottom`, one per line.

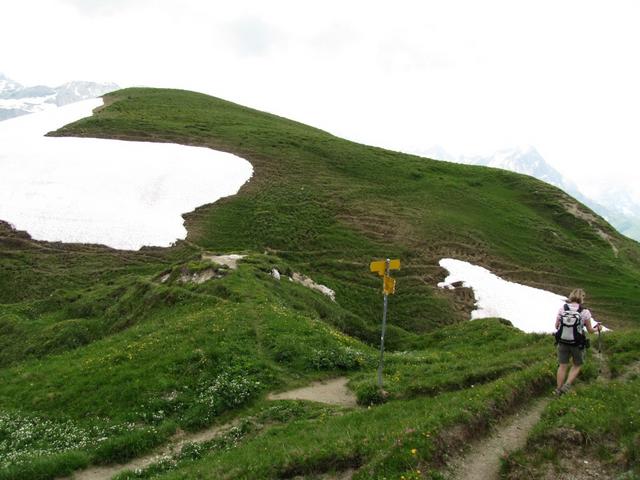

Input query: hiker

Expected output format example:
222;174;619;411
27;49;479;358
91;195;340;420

554;288;602;395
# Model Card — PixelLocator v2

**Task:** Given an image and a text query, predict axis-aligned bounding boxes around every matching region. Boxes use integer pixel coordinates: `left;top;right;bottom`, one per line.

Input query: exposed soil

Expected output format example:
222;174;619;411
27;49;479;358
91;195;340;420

267;377;357;407
444;398;549;480
290;272;336;302
592;350;612;381
291;469;356;480
535;457;615;480
201;253;245;269
562;201;619;257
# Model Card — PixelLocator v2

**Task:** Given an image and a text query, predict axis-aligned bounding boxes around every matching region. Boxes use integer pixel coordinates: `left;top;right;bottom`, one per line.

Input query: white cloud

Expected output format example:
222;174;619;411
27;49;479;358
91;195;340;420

2;0;639;195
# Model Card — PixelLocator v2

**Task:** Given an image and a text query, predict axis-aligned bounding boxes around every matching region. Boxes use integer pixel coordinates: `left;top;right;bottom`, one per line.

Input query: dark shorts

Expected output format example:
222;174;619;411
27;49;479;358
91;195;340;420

557;343;584;366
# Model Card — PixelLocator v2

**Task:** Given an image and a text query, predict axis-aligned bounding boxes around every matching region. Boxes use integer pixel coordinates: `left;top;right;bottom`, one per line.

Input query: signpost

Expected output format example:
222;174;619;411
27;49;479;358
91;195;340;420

370;258;400;390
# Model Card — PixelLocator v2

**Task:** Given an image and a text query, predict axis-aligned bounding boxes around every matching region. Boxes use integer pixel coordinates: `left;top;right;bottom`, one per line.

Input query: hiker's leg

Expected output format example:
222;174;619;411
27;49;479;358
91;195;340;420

557;345;570;389
557;363;569;389
566;364;582;385
565;347;585;385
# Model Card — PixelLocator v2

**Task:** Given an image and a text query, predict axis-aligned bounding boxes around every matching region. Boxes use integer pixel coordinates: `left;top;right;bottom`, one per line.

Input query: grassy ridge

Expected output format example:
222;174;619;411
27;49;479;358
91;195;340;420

1;88;639;478
53;88;640;329
0;255;376;477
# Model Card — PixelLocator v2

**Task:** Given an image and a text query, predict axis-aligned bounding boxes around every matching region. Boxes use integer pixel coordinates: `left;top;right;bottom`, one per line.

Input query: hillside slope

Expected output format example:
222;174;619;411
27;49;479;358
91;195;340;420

1;88;639;479
51;88;640;330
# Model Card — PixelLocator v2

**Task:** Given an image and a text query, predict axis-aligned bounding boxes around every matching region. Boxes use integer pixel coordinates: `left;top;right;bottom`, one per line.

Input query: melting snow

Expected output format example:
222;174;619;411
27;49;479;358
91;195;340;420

437;258;567;333
0;99;253;250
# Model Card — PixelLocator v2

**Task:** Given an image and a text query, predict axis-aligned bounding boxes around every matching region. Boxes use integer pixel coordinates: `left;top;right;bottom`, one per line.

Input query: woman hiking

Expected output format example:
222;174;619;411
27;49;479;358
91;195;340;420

554;288;602;395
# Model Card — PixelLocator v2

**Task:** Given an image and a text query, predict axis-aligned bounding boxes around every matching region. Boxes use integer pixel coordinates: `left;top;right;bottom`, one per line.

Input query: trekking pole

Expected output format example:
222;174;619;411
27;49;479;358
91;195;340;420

598;326;602;354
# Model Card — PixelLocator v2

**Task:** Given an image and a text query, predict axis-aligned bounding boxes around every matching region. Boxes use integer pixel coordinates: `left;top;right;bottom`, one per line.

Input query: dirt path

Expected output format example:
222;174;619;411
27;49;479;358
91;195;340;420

444;351;616;480
65;422;235;480
291;469;356;480
445;398;549;480
592;350;611;381
267;377;357;407
64;378;355;480
452;352;638;480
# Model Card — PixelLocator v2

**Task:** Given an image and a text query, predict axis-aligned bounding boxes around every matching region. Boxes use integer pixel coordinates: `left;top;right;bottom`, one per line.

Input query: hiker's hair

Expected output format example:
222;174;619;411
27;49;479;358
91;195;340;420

568;288;586;304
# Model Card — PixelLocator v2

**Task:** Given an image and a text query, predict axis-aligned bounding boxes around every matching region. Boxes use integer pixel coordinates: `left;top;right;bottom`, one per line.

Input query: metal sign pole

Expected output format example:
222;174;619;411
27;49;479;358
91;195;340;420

377;258;390;390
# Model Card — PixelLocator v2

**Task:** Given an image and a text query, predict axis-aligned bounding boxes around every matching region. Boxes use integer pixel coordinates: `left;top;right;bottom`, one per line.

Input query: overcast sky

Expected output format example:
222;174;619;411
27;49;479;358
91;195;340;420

3;0;639;201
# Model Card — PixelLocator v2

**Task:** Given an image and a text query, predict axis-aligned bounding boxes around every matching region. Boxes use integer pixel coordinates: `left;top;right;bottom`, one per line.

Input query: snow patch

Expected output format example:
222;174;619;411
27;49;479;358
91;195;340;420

438;258;567;333
0;99;253;250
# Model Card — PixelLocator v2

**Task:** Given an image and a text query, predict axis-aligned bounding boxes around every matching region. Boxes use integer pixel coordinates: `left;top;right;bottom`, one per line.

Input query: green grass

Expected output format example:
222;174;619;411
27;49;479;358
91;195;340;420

50;88;640;330
351;319;552;402
1;87;640;478
502;330;640;479
502;377;640;479
113;362;554;480
604;330;640;377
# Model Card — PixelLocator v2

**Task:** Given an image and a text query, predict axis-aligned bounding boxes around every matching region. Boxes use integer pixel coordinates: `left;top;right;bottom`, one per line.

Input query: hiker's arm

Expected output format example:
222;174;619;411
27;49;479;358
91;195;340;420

585;318;602;334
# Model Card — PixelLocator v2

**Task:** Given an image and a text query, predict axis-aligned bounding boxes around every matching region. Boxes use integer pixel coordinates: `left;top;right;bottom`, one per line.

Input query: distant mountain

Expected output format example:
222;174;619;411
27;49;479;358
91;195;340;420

460;146;574;190
0;73;118;121
0;74;22;95
423;145;640;243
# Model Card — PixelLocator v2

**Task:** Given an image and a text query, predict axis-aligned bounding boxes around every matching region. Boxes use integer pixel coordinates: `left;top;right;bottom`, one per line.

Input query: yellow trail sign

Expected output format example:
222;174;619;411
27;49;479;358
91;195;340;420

383;275;396;295
370;259;400;276
370;257;401;389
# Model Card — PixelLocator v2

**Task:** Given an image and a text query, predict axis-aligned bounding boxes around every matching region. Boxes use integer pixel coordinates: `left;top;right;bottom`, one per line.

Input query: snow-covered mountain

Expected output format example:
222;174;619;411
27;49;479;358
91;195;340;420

0;74;21;95
459;146;575;191
0;73;118;121
423;145;640;243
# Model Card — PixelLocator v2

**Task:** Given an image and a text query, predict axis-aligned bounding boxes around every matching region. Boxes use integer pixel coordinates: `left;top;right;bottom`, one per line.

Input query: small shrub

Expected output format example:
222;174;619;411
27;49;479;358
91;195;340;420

30;319;92;356
0;314;22;335
309;346;366;370
356;383;387;406
0;450;90;480
180;372;262;430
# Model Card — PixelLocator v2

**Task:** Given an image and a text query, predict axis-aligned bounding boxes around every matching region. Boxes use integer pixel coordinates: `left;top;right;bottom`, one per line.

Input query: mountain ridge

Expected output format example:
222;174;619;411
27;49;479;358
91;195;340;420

1;88;639;479
423;144;640;243
0;72;118;120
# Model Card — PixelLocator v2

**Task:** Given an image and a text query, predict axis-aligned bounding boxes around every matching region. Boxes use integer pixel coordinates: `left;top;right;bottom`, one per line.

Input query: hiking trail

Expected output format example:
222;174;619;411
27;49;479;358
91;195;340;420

267;376;357;407
444;397;549;480
64;421;236;480
445;346;629;480
444;349;613;480
62;377;356;480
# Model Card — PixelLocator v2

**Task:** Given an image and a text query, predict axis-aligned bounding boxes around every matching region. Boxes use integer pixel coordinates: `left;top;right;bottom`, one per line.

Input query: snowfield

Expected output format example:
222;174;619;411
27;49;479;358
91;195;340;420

438;258;569;333
0;99;253;250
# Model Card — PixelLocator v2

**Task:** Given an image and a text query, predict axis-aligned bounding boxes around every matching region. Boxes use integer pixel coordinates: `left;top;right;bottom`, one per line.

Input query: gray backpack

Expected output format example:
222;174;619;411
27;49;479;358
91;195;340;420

555;304;585;346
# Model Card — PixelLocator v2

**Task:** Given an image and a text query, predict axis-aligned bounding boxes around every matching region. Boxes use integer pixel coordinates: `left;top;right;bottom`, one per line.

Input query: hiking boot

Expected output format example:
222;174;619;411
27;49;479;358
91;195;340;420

553;387;563;396
560;383;572;394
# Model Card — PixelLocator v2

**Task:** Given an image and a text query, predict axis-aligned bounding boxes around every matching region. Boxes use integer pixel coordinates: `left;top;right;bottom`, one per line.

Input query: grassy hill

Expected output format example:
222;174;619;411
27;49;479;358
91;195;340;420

1;88;639;479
